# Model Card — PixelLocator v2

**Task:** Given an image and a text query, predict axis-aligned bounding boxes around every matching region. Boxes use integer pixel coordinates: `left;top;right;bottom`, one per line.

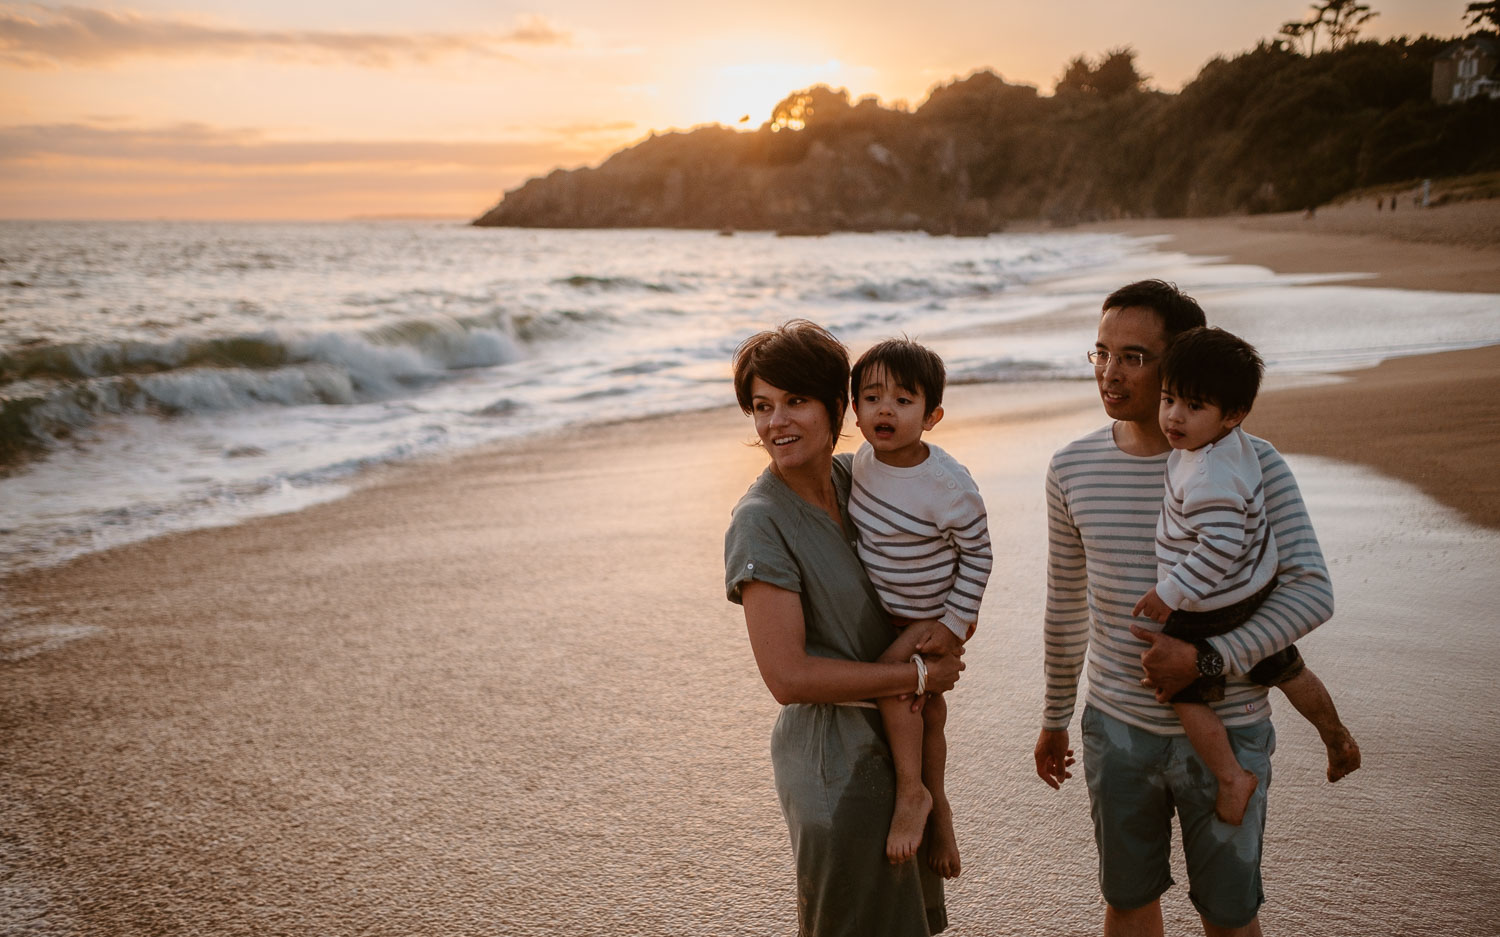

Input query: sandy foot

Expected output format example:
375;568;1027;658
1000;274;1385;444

886;786;932;864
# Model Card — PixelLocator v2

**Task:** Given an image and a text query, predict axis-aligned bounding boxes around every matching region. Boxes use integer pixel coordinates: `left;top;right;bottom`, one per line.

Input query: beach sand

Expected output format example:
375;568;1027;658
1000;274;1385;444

4;222;1499;935
1015;197;1500;293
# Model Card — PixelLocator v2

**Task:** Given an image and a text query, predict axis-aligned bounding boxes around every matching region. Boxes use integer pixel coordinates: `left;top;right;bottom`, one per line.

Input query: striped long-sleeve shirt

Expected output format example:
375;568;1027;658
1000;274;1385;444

850;442;992;641
1155;426;1277;612
1042;425;1333;734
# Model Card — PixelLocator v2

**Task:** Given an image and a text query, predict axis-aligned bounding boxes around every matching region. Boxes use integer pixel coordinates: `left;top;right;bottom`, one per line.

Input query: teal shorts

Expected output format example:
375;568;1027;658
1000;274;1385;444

1081;704;1275;929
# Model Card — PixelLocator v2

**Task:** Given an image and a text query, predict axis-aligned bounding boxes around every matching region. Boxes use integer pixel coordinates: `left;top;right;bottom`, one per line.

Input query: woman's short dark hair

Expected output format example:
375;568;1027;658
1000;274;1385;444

732;319;850;438
1102;279;1207;339
850;338;947;416
1161;326;1264;416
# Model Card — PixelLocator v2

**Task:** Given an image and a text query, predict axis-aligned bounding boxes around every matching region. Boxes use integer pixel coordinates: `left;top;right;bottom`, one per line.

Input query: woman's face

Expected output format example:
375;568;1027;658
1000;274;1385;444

749;376;836;475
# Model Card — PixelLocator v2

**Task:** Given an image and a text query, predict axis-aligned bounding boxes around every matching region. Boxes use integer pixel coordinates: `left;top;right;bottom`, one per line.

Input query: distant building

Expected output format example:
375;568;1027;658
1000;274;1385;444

1433;38;1500;104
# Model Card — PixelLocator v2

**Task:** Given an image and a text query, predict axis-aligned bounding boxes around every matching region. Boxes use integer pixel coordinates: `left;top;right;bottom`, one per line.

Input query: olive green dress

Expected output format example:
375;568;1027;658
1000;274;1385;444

725;453;947;937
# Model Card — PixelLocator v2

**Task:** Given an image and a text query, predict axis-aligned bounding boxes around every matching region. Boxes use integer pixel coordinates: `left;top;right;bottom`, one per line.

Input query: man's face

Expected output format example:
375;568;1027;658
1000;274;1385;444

1094;306;1169;425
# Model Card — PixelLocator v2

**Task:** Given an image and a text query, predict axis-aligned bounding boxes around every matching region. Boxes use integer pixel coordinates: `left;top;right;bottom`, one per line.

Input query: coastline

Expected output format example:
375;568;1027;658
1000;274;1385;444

1249;344;1500;530
1012;197;1500;293
3;221;1500;933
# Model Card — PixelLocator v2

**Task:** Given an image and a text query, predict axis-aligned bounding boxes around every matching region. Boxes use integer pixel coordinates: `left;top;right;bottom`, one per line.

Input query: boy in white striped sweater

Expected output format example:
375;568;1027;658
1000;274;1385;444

848;339;991;877
1133;327;1360;826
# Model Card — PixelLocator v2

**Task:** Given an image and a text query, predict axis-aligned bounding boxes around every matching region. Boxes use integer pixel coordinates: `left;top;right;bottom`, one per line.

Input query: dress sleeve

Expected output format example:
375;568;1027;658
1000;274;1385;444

725;499;802;605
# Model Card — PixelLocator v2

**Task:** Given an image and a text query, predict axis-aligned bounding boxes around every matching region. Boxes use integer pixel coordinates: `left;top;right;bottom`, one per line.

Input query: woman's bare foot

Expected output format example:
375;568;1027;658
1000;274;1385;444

1215;769;1259;826
1325;728;1362;782
886;786;933;864
926;797;961;878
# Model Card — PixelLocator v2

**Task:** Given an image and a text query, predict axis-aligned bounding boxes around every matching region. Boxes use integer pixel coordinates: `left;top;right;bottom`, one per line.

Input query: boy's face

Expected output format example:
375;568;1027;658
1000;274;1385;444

854;365;942;467
1159;388;1245;452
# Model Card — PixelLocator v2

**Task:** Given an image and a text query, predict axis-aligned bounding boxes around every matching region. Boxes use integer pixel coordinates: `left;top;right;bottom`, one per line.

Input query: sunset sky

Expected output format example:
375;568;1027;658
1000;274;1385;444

1;1;1472;220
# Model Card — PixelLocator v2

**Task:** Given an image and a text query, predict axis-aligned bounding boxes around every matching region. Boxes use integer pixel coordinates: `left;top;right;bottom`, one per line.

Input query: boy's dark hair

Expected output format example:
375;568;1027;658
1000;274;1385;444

1102;279;1207;339
1160;326;1264;416
733;319;850;438
849;338;947;416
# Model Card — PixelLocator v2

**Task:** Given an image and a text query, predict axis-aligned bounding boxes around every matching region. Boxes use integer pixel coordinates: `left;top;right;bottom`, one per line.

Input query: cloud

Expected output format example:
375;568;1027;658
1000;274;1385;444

0;4;571;68
0;121;616;171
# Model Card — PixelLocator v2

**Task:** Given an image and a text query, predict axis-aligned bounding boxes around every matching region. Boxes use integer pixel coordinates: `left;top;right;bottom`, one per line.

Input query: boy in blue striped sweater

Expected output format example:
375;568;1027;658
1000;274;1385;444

1133;327;1360;826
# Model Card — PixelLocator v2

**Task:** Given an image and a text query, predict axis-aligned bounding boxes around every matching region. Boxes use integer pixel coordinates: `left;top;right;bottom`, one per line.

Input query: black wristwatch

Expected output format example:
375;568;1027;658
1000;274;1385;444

1194;640;1225;678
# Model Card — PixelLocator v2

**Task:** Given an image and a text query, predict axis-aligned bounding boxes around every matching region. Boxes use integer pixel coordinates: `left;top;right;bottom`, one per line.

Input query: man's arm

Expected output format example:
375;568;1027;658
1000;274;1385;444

1042;461;1089;730
1206;445;1334;675
1137;447;1334;697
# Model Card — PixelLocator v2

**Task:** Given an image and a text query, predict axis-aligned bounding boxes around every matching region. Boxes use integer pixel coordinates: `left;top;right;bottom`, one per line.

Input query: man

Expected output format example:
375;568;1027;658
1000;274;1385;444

1033;279;1334;936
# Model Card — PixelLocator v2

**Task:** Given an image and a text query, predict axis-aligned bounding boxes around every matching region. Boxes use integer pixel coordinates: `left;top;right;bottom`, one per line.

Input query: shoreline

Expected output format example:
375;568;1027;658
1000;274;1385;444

1011;197;1500;293
1249;344;1500;530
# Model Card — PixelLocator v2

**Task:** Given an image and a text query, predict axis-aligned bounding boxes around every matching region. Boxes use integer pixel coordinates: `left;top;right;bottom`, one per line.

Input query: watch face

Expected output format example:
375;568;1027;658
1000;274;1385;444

1198;646;1224;677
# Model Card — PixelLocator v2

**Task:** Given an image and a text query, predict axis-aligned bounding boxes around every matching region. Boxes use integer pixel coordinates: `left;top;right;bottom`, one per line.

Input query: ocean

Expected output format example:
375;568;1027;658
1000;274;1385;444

3;220;1498;575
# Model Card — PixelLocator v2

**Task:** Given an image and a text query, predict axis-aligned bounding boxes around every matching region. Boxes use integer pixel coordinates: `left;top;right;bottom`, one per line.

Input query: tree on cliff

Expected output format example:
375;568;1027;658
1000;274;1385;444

1055;47;1145;97
770;85;853;131
1466;1;1500;31
1280;0;1379;55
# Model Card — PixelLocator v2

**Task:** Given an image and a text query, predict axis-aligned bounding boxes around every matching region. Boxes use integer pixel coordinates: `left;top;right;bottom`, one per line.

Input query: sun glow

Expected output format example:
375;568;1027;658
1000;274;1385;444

692;60;851;129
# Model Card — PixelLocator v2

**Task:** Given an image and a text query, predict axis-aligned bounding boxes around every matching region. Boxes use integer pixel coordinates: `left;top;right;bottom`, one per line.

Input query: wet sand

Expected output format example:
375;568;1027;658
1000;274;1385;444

4;361;1499;934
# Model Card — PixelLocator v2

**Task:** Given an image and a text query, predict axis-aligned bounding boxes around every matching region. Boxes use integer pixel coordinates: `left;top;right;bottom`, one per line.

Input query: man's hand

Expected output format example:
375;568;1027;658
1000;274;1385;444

1129;624;1199;702
1131;587;1172;624
1033;728;1074;789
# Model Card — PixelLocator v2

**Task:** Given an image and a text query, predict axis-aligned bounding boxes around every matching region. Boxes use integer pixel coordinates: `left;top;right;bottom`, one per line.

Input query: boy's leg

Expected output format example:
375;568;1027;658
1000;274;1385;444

877;629;932;864
1173;702;1258;826
921;692;961;878
1275;668;1361;781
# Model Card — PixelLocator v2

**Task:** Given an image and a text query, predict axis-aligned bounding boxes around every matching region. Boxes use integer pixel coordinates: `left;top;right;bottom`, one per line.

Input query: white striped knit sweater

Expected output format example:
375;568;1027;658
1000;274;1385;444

1155;426;1277;612
849;442;992;641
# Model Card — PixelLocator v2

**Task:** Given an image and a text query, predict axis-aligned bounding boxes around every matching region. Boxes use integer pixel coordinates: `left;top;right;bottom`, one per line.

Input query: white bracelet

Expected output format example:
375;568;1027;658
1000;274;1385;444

910;654;928;696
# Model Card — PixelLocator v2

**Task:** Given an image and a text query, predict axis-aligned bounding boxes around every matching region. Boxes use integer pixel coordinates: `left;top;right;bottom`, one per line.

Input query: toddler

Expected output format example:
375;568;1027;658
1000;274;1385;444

847;338;991;876
1134;326;1361;825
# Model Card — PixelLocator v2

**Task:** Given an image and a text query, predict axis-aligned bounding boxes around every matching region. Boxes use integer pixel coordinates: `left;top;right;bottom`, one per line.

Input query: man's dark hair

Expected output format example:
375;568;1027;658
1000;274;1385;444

1102;279;1207;338
1160;326;1264;416
732;319;850;438
849;338;947;416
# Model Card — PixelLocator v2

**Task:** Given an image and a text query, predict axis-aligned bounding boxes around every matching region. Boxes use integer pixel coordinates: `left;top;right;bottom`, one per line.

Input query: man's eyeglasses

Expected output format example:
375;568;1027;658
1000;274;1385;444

1087;350;1155;369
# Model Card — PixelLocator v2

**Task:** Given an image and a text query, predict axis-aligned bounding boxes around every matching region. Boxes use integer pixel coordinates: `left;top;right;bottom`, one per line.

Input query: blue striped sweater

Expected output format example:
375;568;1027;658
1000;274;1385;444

1043;424;1334;734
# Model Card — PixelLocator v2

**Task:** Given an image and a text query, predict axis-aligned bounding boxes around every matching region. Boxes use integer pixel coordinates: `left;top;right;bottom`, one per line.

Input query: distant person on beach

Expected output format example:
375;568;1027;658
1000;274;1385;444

847;338;991;875
1132;326;1360;827
1033;279;1337;936
725;319;962;936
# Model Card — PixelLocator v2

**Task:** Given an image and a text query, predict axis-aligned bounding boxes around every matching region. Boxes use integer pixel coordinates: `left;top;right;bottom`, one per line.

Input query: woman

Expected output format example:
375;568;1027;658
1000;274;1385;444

723;319;963;936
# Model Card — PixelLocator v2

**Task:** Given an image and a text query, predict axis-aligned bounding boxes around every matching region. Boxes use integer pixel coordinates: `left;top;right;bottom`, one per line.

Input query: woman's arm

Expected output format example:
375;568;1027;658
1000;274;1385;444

741;581;963;705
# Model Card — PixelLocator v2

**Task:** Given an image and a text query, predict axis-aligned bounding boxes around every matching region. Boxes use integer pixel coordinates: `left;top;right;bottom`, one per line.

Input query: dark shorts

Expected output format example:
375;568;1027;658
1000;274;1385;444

1163;581;1305;703
1082;705;1274;929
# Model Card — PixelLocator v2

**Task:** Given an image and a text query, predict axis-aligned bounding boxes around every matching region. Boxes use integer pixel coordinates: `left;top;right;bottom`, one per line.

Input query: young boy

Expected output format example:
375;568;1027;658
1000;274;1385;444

846;338;992;877
1133;326;1361;826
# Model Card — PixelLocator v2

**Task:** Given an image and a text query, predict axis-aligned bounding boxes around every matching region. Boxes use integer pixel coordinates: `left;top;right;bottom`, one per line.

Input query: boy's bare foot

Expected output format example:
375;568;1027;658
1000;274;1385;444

1215;769;1259;826
1326;728;1362;782
926;797;961;878
886;786;933;864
